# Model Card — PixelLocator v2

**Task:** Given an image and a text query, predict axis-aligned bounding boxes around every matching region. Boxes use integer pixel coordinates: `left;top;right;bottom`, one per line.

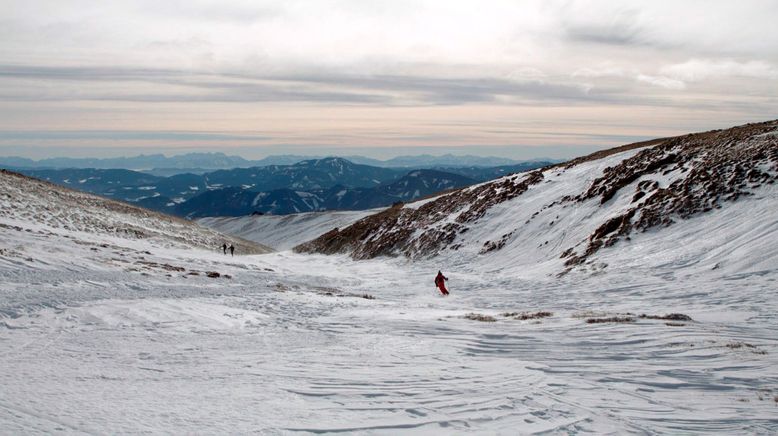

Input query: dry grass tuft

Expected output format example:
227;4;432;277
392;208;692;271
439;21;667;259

572;310;608;319
464;313;497;322
503;311;553;320
726;342;767;354
586;316;635;324
640;313;692;321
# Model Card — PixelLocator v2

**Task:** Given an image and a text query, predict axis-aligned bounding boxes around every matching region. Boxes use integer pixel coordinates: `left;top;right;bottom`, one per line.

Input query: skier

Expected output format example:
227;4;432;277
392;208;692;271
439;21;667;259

221;243;227;255
434;270;449;296
229;244;235;257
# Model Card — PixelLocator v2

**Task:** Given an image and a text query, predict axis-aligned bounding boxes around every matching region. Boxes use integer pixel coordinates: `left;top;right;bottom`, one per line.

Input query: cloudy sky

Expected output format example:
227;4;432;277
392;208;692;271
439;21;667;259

1;0;777;159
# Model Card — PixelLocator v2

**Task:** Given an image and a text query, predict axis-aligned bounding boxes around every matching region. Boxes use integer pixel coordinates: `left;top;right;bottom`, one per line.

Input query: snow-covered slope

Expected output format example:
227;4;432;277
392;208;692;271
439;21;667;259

0;169;272;254
199;209;378;250
298;120;778;279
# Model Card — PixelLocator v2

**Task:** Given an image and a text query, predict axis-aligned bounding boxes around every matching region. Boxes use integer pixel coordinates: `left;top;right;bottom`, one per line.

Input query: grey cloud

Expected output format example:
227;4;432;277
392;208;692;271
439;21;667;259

0;130;269;142
235;72;613;106
565;23;641;47
1;62;768;110
0;65;181;82
0;65;392;104
560;7;664;49
0;64;615;106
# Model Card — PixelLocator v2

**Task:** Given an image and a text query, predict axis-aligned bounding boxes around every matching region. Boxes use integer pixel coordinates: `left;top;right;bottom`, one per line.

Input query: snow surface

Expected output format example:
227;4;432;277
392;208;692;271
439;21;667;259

2;148;778;434
199;209;380;250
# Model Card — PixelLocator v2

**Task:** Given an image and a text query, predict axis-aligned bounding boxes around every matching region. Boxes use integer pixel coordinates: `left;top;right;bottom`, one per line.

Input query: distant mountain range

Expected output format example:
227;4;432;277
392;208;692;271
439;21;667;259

0;152;550;174
0;153;252;172
8;157;554;218
176;169;477;217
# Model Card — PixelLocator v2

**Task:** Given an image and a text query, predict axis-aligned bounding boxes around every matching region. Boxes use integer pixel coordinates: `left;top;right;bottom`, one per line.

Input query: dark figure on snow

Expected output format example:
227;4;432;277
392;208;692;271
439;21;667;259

222;243;227;255
435;270;449;295
229;244;235;257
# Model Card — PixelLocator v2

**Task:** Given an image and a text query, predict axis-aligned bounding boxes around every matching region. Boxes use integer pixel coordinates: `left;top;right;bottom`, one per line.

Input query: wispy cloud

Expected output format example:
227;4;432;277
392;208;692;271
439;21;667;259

0;130;269;142
0;64;618;106
635;74;686;90
0;0;776;156
660;58;778;82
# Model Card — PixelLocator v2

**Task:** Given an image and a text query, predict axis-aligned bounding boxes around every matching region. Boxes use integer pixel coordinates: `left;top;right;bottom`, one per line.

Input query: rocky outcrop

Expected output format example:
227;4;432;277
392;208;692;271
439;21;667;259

562;121;778;266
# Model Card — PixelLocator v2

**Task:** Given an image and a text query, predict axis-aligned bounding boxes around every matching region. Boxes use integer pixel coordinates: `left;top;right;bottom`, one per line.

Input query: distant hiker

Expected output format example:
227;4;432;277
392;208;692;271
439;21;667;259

221;243;227;255
229;244;235;257
435;270;449;296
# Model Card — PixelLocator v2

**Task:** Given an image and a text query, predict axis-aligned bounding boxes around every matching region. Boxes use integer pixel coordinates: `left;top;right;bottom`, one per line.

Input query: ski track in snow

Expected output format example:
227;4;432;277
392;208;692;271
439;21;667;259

1;227;777;434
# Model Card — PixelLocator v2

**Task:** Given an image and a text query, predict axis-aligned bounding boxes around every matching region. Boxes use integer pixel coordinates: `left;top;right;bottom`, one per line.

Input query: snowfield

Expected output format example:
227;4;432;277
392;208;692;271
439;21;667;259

2;242;777;434
199;209;377;251
2;128;778;434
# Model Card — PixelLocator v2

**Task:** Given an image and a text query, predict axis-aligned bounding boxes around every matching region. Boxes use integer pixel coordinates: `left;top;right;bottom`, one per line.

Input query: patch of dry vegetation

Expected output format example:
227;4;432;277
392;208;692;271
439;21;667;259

502;311;553;320
571;310;608;319
464;313;497;322
586;316;635;324
640;313;692;321
726;342;767;355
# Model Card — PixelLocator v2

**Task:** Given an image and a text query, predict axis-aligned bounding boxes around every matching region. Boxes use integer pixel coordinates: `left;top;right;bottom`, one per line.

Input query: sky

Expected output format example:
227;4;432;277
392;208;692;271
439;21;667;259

1;0;777;160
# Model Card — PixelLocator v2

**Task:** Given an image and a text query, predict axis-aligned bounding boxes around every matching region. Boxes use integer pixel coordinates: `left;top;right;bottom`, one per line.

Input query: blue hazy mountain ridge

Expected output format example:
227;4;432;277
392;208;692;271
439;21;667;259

0;153;252;171
15;168;163;200
173;169;478;217
202;158;401;190
7;157;553;217
0;152;542;172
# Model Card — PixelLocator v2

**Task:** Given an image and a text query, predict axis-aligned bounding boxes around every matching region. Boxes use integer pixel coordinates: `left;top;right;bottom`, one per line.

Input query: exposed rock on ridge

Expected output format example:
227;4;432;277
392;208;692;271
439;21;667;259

562;121;777;267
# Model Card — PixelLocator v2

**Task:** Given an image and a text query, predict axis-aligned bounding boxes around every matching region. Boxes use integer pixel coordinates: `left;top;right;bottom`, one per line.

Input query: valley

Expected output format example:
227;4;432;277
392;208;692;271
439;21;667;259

1;121;777;433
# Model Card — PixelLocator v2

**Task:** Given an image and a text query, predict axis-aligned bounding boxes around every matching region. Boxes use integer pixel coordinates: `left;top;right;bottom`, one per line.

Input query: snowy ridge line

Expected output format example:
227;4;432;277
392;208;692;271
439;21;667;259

0;169;271;254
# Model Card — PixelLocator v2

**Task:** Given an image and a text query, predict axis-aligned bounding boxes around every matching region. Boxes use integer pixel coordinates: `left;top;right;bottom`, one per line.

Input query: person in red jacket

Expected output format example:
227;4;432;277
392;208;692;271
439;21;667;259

434;270;449;295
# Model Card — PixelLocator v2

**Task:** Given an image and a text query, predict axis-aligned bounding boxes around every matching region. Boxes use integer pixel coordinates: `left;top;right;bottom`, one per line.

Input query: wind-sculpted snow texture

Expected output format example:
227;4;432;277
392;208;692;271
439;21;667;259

297;120;778;275
2;141;778;433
